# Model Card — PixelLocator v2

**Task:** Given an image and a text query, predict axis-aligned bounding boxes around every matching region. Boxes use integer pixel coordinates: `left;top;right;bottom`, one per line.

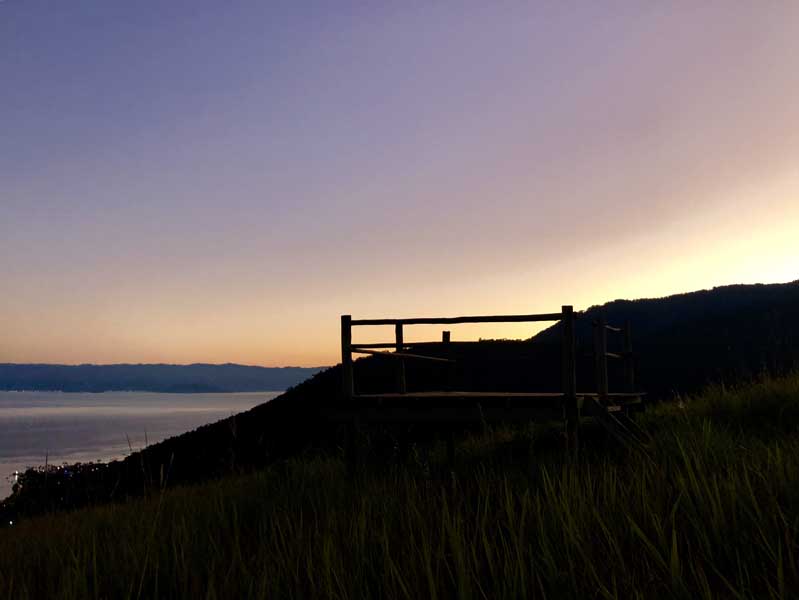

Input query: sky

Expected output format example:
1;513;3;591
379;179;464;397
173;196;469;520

1;2;798;367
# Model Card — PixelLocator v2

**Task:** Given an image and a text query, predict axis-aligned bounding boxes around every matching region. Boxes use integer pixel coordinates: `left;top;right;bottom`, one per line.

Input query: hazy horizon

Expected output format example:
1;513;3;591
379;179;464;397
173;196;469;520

1;278;797;367
0;361;329;368
3;3;798;367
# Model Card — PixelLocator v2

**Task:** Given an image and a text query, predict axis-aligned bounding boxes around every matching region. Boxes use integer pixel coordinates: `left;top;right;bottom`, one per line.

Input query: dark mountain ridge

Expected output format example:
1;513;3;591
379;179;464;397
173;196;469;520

0;363;327;393
531;280;799;395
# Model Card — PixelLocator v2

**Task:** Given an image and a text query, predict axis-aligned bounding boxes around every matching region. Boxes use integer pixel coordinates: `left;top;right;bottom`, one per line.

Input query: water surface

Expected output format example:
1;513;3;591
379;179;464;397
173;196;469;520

0;391;280;499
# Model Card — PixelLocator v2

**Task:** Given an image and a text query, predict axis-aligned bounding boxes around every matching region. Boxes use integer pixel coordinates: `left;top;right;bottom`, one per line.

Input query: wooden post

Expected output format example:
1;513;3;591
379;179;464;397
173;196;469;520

442;330;454;390
623;320;635;393
594;316;609;401
341;315;354;400
561;305;578;451
342;315;357;472
395;323;406;393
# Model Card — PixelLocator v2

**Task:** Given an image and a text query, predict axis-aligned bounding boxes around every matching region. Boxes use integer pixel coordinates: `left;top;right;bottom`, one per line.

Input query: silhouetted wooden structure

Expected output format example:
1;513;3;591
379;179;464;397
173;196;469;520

339;306;646;452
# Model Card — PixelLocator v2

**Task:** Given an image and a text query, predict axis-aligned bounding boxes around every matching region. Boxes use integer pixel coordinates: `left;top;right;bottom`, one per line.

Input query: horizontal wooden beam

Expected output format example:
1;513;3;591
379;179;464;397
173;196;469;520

352;391;644;400
351;343;407;349
350;312;563;326
356;391;565;399
584;351;633;359
351;348;456;363
407;340;491;347
351;340;495;350
323;404;565;425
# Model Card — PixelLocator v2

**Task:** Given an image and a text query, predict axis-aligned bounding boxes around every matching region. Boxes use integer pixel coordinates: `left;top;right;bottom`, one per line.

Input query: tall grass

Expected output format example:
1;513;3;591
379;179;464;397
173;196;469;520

2;375;799;599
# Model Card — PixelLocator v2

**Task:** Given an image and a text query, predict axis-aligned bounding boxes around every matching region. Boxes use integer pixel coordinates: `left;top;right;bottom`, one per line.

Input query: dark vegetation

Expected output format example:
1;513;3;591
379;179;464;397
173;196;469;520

0;363;326;393
2;280;798;522
2;375;799;598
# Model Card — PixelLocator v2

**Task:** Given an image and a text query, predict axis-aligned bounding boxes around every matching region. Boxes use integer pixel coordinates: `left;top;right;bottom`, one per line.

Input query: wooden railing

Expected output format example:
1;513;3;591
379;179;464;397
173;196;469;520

339;306;643;448
341;307;579;422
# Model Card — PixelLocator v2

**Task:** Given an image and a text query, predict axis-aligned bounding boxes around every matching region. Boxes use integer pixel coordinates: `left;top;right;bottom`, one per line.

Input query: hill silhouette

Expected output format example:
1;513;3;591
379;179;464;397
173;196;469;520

534;280;799;396
4;279;798;519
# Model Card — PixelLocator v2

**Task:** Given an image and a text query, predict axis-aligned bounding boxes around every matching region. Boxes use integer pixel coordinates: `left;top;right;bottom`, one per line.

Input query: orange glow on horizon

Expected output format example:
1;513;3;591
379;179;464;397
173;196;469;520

2;4;798;367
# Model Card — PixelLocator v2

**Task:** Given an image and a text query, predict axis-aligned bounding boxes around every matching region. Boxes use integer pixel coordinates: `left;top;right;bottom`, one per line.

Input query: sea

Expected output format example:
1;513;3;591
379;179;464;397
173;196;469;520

0;390;281;500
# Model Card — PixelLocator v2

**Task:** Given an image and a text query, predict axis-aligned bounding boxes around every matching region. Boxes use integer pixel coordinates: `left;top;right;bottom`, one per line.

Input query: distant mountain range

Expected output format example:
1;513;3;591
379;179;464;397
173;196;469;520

0;363;327;393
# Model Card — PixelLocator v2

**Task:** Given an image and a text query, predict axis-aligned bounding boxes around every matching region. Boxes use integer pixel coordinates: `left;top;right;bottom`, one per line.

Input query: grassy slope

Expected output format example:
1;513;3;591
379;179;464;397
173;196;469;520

2;375;799;599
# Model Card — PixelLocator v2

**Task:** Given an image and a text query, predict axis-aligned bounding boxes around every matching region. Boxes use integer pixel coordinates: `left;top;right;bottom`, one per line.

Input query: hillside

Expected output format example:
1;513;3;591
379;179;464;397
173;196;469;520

533;280;799;395
0;363;326;393
3;374;799;598
3;280;799;518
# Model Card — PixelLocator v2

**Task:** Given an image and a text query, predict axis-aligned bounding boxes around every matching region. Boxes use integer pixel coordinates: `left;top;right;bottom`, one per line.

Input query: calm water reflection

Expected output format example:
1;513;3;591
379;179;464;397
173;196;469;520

0;391;280;499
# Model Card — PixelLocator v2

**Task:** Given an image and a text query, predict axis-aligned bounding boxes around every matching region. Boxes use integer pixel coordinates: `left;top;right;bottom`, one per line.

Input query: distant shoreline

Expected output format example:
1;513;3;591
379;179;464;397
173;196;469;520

0;363;327;394
0;389;286;394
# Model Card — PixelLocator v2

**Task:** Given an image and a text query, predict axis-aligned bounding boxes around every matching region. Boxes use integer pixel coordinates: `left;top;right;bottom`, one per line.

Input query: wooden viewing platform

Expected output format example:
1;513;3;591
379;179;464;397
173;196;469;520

338;306;647;451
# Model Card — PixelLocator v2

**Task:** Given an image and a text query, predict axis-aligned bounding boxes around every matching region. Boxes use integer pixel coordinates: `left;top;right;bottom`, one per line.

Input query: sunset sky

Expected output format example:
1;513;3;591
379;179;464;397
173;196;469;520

2;2;798;367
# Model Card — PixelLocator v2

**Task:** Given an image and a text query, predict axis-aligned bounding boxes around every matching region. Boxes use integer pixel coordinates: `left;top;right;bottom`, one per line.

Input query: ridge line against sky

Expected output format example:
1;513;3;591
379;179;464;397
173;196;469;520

2;2;798;366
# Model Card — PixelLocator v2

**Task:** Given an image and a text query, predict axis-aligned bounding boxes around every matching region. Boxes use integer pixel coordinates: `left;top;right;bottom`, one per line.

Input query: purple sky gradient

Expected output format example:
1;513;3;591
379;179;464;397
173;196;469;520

2;2;798;366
